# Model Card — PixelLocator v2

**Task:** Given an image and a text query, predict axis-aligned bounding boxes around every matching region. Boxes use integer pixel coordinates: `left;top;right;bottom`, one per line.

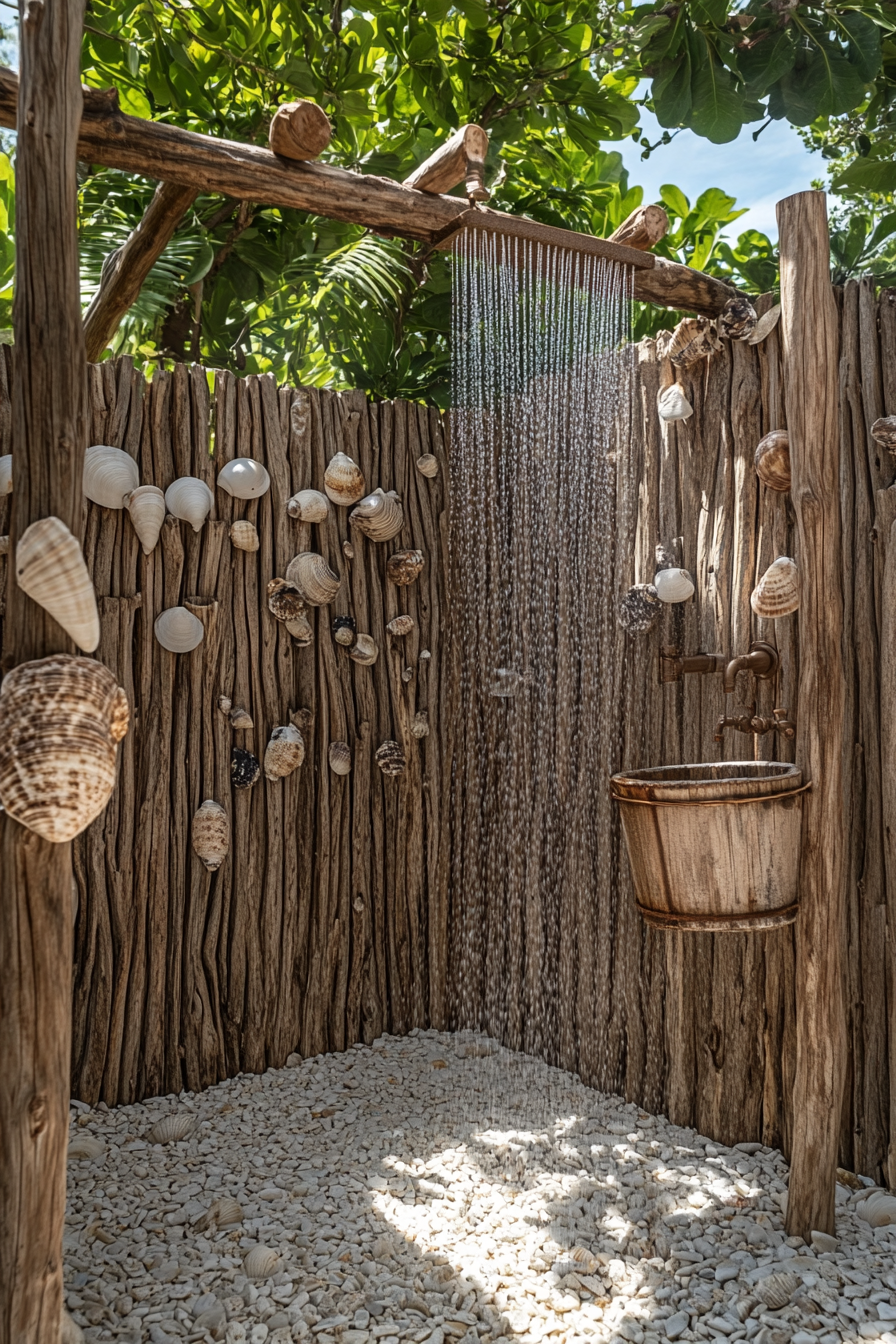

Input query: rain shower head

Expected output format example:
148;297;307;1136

432;206;656;272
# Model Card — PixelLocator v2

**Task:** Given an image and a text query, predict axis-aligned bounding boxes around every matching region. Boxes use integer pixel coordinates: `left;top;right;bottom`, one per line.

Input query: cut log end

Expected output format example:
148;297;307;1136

268;101;332;163
405;124;491;201
609;203;669;251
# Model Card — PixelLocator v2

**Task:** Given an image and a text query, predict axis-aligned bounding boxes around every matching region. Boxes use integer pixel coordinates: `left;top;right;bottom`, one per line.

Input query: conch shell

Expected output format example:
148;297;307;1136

191;800;229;872
387;550;424;586
165;476;214;532
653;567;694;604
754;429;791;492
750;556;799;618
287;489;329;522
657;384;693;422
16;516;100;652
0;454;11;495
416;454;439;478
125;485;166;554
230;520;260;552
285;552;341;606
324;452;365;506
217;457;270;499
328;741;351;775
387;615;415;637
349;633;378;666
375;740;406;776
0;655;129;843
155;606;205;653
83;445;139;509
617;584;660;635
264;724;305;779
350;489;404;543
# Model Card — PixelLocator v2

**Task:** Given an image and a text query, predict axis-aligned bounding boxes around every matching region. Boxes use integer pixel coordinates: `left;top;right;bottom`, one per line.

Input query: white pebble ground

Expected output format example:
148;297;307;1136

64;1030;896;1344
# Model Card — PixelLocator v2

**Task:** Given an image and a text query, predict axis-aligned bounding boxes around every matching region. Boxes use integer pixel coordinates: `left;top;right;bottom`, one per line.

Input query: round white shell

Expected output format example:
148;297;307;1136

146;1112;197;1144
217;457;271;499
165;477;214;533
243;1245;281;1279
653;567;695;604
287;489;330;522
155;607;205;653
83;445;140;510
657;384;693;422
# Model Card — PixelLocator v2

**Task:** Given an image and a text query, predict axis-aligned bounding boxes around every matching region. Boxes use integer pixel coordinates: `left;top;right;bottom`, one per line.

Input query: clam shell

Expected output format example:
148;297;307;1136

750;556;799;618
155;606;205;653
653;567;694;604
754;1271;800;1309
125;484;166;554
267;577;307;623
231;747;261;789
16;516;100;651
195;1196;243;1232
229;706;253;729
264;724;305;779
657;384;693;421
416;453;439;478
67;1135;105;1161
350;488;404;542
747;303;781;345
287;489;330;522
871;415;896;454
191;800;230;872
243;1245;281;1279
387;550;424;586
146;1112;197;1144
333;614;356;646
286;611;313;645
718;295;757;341
328;741;351;775
0;656;129;843
217;457;270;499
230;520;260;552
285;552;341;606
857;1191;896;1227
349;633;378;666
0;454;11;494
617;584;660;635
376;740;406;776
387;615;416;637
754;429;791;491
165;476;214;532
83;445;139;509
324;451;365;506
411;710;429;738
666;316;720;368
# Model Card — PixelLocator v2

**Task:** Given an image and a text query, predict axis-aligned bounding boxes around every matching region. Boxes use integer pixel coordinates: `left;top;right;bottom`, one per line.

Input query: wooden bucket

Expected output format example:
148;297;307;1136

610;761;807;932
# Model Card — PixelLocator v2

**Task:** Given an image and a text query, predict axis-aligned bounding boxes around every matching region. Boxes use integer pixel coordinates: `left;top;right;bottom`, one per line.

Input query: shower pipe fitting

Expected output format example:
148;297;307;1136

659;641;780;693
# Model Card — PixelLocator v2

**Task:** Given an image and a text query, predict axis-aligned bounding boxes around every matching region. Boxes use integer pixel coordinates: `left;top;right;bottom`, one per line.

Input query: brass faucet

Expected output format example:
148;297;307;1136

659;646;726;684
715;706;796;744
722;641;779;695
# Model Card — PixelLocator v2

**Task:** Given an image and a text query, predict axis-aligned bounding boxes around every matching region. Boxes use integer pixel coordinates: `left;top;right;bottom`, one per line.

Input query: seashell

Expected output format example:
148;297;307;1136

387;549;425;586
230;520;260;552
653;567;695;604
155;606;205;653
67;1135;105;1161
287;488;330;522
416;454;439;478
402;665;413;683
292;706;314;737
754;1271;800;1309
666;316;721;368
165;476;214;533
0;535;7;555
657;384;693;421
83;445;139;509
229;706;253;729
871;415;896;454
566;1247;600;1274
16;516;100;652
333;614;356;646
324;451;365;506
718;295;757;342
387;614;416;637
349;633;378;666
194;1196;243;1232
218;695;232;713
125;485;166;554
286;611;313;646
146;1112;197;1144
376;740;406;776
411;710;429;738
243;1246;281;1279
231;746;261;789
617;584;660;635
350;489;404;543
0;455;11;495
754;429;791;492
285;552;341;606
343;540;354;560
419;649;431;660
267;578;307;623
191;800;229;872
750;556;799;618
0;656;128;843
217;457;270;499
747;303;781;345
857;1191;896;1227
264;724;305;779
328;741;351;775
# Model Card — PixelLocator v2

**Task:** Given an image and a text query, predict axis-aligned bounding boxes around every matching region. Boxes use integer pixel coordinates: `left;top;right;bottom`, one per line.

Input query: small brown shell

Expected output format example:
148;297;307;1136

416;454;439;478
267;578;307;623
616;584;660;636
349;633;378;666
343;540;354;561
386;615;415;637
231;747;261;789
750;556;799;618
264;724;305;780
285;552;341;606
387;550;425;586
328;741;352;775
324;452;365;506
333;615;356;646
146;1112;197;1144
229;706;253;730
871;415;896;454
376;740;406;776
191;800;230;871
286;611;313;646
718;295;757;341
230;520;260;552
754;429;791;492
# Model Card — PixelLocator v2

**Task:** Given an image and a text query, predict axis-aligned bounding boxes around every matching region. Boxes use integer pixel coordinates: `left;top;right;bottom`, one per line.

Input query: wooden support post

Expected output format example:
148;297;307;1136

777;191;846;1239
404;125;490;201
0;0;88;1338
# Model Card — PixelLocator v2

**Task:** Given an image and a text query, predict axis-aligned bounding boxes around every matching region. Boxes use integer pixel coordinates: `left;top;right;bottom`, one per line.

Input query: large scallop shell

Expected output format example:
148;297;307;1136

871;416;896;454
617;584;660;635
324;452;365;506
328;741;351;775
146;1112;197;1144
750;556;799;618
653;567;694;604
857;1191;896;1226
387;550;424;586
243;1246;281;1279
155;606;205;653
217;457;270;499
83;445;139;509
192;800;229;872
264;725;305;780
349;633;378;666
0;454;11;495
375;740;406;776
416;454;439;478
125;485;166;554
287;489;330;522
657;384;693;422
195;1196;243;1232
67;1135;106;1162
231;747;261;789
350;489;404;543
0;655;128;843
165;477;214;532
16;516;100;651
754;429;791;492
754;1272;800;1309
267;578;307;623
387;615;416;637
285;552;341;606
230;520;260;552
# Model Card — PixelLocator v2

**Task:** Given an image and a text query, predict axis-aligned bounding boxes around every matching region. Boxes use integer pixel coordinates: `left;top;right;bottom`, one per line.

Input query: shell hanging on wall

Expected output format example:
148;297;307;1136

328;740;352;775
165;477;214;533
217;457;271;499
750;556;800;618
192;800;230;872
230;520;260;552
324;452;365;506
332;614;356;646
871;416;896;454
0;454;11;495
657;384;693;422
754;429;791;492
286;611;313;646
416;454;439;478
229;706;253;730
16;516;101;652
285;552;341;606
125;485;166;554
387;549;424;586
0;655;129;843
666;316;720;369
617;583;661;635
653;567;695;604
83;445;140;509
718;295;757;342
231;746;261;789
286;489;329;523
264;725;306;780
375;740;406;776
747;303;781;345
155;606;205;653
267;578;307;624
387;615;415;637
349;633;378;666
349;489;404;543
0;536;8;555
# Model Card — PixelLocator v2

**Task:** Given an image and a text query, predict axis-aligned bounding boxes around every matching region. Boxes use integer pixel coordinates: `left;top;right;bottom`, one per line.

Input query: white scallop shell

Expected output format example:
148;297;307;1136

657;384;693;421
285;552;341;606
146;1112;197;1144
349;489;404;543
416;454;439;478
653;567;695;604
230;520;260;552
243;1245;281;1279
324;452;365;506
0;454;12;495
16;516;100;651
754;1271;800;1309
328;741;351;775
750;556;799;618
194;1196;243;1232
155;607;205;653
165;477;214;533
264;724;306;780
217;457;270;499
349;633;378;666
83;445;140;509
191;800;229;872
287;489;330;522
857;1191;896;1227
67;1135;105;1162
125;485;166;554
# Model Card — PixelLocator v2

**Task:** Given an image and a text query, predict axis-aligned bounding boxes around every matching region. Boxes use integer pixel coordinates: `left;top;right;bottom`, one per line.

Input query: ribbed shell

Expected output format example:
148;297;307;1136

416;454;439;478
264;724;306;779
871;415;896;453
287;488;330;522
387;550;424;586
217;457;271;499
349;488;404;542
0;656;129;843
155;606;205;653
376;740;406;776
657;384;693;421
230;520;260;552
858;1191;896;1226
231;747;261;789
0;454;11;495
750;556;799;618
285;552;341;606
666;316;720;368
387;614;415;637
653;567;694;604
286;611;313;645
67;1135;105;1161
324;452;365;506
754;1272;800;1309
747;303;781;345
16;516;100;651
754;429;791;491
332;614;356;646
718;295;757;341
243;1246;281;1279
349;633;378;666
267;578;307;623
165;476;214;532
191;800;230;871
328;741;352;775
195;1197;243;1232
125;485;167;554
83;445;139;509
146;1112;197;1144
617;584;660;635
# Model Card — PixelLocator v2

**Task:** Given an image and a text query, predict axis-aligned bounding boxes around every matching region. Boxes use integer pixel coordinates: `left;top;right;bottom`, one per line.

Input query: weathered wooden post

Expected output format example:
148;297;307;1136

0;0;88;1337
777;190;846;1239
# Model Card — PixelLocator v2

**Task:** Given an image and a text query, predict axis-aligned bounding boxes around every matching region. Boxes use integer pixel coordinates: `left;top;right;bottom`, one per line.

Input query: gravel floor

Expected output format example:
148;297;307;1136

63;1030;896;1344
